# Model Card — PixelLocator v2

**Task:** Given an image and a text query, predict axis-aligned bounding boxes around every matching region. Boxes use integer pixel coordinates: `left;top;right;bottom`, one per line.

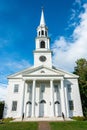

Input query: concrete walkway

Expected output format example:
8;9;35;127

38;122;50;130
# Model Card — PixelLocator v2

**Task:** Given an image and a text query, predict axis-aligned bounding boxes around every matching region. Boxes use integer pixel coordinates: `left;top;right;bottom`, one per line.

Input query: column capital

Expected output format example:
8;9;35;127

33;79;36;82
61;79;64;86
61;78;64;81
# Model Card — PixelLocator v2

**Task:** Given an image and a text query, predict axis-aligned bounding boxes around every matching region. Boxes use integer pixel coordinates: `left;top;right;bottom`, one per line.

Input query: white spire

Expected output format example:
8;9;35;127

40;8;46;26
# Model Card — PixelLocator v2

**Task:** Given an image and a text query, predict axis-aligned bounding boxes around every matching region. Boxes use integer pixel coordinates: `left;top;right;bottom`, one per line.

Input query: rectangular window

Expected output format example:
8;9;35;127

12;101;17;111
67;84;71;93
14;84;19;93
27;85;32;93
69;100;74;110
54;85;59;92
41;84;45;92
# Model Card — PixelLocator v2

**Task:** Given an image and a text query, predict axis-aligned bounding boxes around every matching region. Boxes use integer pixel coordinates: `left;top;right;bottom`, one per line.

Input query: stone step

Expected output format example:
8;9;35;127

13;117;73;122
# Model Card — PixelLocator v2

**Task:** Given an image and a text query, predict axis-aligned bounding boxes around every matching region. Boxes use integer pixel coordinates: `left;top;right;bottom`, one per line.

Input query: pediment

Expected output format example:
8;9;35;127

8;65;78;79
23;66;63;76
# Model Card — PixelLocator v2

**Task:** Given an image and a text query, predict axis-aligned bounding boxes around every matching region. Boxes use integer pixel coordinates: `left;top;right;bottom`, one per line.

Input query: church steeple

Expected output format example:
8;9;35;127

37;8;48;38
34;9;52;68
40;8;46;26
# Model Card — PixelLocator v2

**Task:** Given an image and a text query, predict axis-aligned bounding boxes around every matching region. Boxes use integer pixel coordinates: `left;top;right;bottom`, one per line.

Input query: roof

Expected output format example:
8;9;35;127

7;65;79;79
40;8;46;26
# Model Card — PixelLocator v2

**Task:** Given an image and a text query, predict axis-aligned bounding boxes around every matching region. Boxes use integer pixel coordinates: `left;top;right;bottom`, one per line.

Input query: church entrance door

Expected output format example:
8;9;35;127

26;101;32;117
54;101;61;117
39;100;46;117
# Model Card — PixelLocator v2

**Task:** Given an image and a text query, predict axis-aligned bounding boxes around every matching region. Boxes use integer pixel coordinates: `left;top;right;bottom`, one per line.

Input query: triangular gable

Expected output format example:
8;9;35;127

7;65;78;79
23;66;63;76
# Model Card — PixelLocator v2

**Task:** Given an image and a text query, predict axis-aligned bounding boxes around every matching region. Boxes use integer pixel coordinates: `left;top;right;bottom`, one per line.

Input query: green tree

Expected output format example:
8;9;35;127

0;101;4;119
73;58;87;117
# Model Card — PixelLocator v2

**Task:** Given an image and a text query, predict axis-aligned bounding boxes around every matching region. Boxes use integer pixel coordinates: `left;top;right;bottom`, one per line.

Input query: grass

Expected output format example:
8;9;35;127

0;122;38;130
50;121;87;130
0;121;87;130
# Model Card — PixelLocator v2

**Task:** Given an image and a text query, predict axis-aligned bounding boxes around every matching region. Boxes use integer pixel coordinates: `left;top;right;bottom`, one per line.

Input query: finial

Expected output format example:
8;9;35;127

41;6;44;10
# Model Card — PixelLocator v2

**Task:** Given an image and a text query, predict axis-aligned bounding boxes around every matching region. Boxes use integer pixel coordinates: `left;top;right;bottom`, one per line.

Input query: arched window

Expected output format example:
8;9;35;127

40;41;45;48
41;30;44;35
39;31;40;36
26;101;32;104
54;101;60;104
40;100;46;103
45;31;47;36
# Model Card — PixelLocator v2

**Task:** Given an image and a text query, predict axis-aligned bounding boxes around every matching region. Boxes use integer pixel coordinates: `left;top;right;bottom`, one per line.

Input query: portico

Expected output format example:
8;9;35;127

22;76;67;118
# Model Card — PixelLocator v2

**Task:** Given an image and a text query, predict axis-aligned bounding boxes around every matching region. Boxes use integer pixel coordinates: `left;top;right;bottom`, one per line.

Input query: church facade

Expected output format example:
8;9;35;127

4;10;83;119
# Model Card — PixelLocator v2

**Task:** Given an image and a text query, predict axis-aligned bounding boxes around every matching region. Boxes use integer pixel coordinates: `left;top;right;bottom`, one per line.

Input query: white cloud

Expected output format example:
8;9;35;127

0;59;31;100
52;3;87;72
68;0;82;28
5;59;31;71
75;0;81;5
0;58;31;101
0;83;7;101
0;59;31;83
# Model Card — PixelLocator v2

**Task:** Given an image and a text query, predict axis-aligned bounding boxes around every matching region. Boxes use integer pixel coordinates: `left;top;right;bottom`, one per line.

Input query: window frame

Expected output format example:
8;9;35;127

14;84;19;93
40;41;45;48
67;84;72;93
12;101;17;111
45;31;47;36
41;30;44;35
41;84;45;92
69;100;74;110
27;84;32;93
39;31;40;36
54;84;59;92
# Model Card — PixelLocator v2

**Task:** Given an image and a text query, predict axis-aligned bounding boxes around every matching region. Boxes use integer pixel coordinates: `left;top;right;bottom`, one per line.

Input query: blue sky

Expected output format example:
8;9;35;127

0;0;87;100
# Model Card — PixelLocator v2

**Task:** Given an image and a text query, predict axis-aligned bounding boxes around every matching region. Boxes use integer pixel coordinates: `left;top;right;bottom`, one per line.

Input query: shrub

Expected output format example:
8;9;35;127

2;117;13;123
72;116;87;121
0;101;4;119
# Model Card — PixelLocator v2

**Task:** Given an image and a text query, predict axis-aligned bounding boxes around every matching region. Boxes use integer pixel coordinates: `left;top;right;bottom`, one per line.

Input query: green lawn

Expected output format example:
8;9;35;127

0;121;87;130
0;122;38;130
50;121;87;130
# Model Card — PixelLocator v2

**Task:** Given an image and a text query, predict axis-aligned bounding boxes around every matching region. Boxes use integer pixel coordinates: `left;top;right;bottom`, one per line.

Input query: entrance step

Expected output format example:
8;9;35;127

13;117;73;122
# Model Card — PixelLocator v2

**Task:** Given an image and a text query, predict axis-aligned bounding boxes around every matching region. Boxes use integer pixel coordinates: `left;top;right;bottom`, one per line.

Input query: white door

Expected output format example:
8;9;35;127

39;100;46;117
54;101;61;117
40;103;44;117
28;104;32;117
26;102;32;117
55;103;58;117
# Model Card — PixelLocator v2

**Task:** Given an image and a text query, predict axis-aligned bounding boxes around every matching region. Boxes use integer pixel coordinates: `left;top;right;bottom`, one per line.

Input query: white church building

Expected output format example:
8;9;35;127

4;9;83;119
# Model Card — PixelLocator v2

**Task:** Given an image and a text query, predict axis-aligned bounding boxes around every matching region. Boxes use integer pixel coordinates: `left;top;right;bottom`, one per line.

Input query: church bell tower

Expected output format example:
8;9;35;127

34;9;52;68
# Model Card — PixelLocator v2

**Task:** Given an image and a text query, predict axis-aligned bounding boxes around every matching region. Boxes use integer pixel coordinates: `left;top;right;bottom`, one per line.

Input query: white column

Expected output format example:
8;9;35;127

60;79;66;117
31;80;36;117
21;80;25;117
65;86;69;117
25;83;29;117
50;80;54;117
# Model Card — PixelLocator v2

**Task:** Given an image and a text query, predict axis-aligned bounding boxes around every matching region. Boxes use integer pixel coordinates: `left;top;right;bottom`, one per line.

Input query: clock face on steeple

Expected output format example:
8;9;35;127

39;56;46;62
